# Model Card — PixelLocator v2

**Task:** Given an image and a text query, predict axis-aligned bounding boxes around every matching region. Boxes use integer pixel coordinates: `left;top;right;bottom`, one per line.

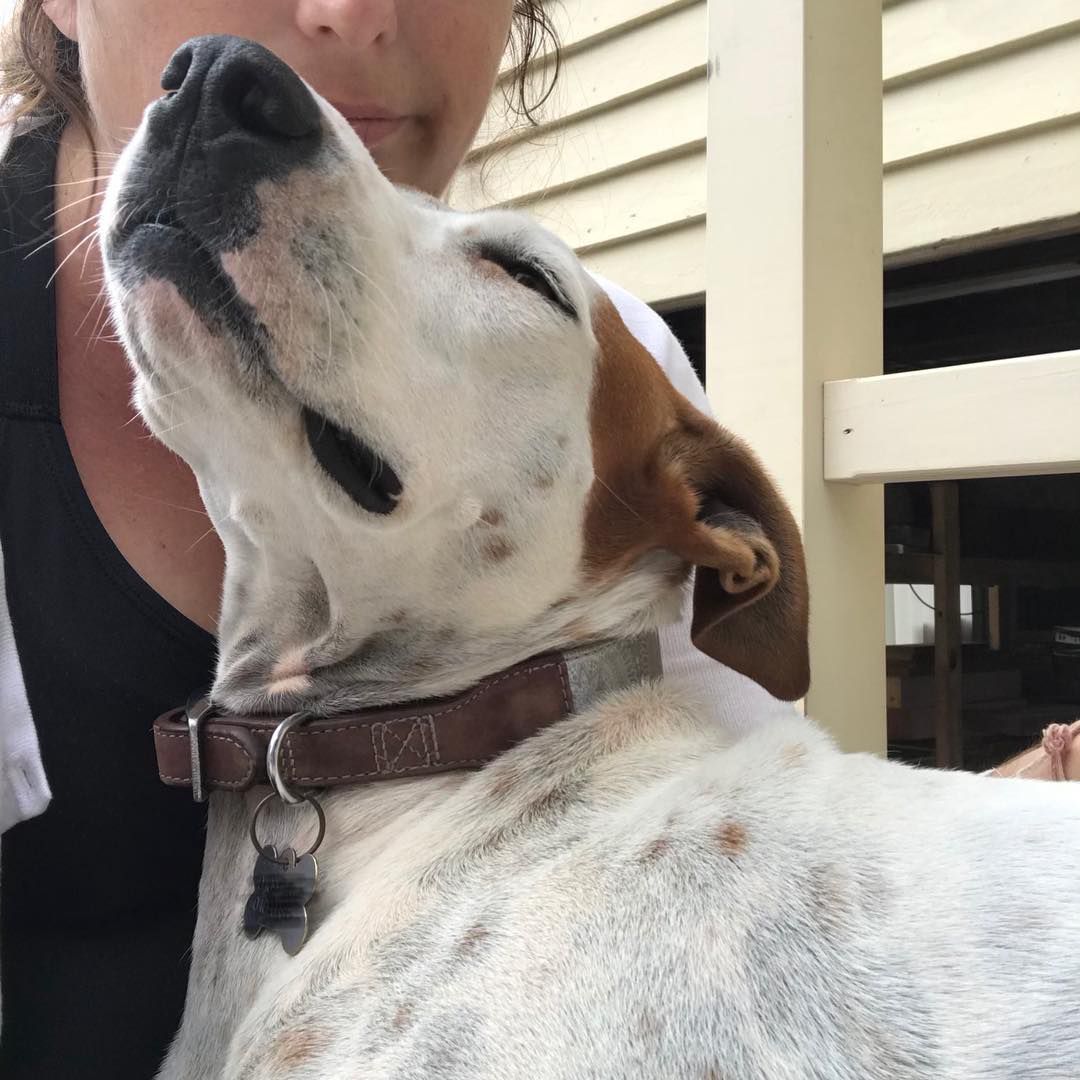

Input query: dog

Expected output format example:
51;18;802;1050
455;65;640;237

101;35;1080;1080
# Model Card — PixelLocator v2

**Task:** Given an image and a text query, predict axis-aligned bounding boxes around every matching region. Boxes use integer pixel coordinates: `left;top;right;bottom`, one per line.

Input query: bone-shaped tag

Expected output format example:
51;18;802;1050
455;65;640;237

243;844;318;955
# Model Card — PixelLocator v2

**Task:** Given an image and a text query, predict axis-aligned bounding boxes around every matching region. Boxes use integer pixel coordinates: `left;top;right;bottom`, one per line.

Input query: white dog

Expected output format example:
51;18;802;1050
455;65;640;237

101;35;1080;1080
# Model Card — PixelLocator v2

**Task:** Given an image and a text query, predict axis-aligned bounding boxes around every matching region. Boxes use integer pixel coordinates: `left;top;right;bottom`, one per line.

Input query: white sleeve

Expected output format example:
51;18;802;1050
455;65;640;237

0;539;51;833
592;274;798;736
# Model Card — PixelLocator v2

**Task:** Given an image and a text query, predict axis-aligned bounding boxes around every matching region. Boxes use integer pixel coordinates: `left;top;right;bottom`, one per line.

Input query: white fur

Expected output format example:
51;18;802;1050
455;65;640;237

100;72;1080;1080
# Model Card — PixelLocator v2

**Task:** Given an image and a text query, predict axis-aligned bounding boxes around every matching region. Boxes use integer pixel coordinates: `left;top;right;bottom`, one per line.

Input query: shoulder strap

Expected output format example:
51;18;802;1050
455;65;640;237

1;122;63;419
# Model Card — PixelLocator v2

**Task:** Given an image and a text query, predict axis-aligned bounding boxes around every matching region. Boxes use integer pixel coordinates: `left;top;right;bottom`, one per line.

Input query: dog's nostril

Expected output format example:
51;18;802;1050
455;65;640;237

220;63;319;140
161;43;195;93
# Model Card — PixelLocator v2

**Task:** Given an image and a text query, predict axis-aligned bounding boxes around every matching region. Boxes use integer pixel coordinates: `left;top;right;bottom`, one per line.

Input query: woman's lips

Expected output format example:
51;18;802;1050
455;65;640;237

346;117;405;148
329;102;407;148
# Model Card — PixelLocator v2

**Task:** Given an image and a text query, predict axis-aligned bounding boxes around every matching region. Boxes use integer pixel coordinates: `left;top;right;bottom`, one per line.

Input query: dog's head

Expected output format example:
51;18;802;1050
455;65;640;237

101;35;809;713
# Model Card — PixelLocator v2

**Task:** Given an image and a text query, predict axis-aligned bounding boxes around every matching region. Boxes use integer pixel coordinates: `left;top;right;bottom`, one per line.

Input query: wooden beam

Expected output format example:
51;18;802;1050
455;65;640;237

887;554;1080;588
931;482;963;768
705;0;885;752
825;350;1080;484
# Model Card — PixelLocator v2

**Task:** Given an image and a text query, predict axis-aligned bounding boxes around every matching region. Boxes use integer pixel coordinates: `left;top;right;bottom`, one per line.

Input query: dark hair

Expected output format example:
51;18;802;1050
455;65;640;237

505;0;560;125
1;1;560;136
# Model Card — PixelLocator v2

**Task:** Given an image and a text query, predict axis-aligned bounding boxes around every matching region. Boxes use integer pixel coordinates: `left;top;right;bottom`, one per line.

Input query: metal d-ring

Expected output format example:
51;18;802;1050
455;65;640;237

248;791;326;862
266;709;314;805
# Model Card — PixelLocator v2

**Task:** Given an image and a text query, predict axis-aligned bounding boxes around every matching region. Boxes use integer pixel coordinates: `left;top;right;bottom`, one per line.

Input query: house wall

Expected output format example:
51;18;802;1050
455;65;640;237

450;0;708;308
452;0;1080;302
883;0;1080;265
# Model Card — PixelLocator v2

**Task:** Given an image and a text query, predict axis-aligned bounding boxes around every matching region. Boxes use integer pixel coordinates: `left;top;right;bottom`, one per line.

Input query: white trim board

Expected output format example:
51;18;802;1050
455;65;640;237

824;350;1080;484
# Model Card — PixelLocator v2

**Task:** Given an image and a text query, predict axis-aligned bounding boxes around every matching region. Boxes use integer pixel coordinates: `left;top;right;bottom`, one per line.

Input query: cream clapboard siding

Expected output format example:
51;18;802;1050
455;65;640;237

883;0;1080;263
450;0;707;308
453;0;1080;302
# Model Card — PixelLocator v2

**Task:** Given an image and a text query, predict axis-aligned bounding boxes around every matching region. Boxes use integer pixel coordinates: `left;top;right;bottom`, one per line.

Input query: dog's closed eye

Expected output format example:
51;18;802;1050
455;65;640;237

476;244;577;321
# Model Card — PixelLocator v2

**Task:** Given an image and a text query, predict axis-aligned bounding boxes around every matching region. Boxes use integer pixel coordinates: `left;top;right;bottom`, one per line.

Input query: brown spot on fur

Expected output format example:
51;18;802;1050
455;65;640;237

392;1002;415;1032
272;1027;321;1068
487;768;517;799
479;507;505;527
715;821;747;857
640;835;672;862
480;535;516;563
457;923;491;957
702;1069;726;1080
526;781;580;820
585;296;810;701
565;616;593;641
638;1006;663;1037
809;864;850;929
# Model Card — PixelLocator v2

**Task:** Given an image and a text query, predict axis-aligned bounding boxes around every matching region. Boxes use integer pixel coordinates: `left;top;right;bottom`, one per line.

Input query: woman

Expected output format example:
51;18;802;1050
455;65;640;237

0;2;1074;1077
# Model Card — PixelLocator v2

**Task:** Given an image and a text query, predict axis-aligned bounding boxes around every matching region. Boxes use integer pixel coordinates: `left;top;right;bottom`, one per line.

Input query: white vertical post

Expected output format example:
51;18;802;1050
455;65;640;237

705;0;885;752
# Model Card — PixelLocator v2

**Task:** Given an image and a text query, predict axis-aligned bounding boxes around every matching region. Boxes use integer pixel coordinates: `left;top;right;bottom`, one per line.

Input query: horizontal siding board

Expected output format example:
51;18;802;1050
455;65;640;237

453;77;706;211
466;0;1080;295
884;0;1080;84
582;220;706;307
510;148;705;253
477;1;706;150
884;120;1080;257
542;0;695;58
884;31;1080;165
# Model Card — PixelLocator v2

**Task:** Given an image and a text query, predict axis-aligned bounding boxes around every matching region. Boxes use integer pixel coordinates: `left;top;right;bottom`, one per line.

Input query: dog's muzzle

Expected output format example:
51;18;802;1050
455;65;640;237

107;35;322;274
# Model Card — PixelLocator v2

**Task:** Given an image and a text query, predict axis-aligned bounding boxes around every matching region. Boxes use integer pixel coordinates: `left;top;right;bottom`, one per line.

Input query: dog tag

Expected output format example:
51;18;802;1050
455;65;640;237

243;843;319;955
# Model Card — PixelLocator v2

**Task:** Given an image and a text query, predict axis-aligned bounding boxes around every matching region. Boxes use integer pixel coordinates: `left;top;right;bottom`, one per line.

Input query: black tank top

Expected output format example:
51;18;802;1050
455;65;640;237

1;125;215;1078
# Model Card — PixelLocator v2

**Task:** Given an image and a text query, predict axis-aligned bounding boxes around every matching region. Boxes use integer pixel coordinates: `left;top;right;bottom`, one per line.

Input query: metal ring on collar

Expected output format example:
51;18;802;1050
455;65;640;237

266;710;315;805
249;791;326;862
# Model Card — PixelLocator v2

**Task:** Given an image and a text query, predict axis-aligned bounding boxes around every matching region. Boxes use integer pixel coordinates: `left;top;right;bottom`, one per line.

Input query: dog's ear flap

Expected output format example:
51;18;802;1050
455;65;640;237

664;405;810;701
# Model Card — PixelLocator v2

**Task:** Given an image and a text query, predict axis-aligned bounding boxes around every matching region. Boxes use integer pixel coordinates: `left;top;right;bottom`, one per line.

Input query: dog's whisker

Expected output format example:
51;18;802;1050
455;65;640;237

147;419;193;439
131;492;210;517
45;224;102;290
316;279;334;364
45;188;107;220
23;209;102;261
73;273;114;340
80;232;104;279
342;259;404;326
590;475;646;524
50;172;117;189
183;521;226;556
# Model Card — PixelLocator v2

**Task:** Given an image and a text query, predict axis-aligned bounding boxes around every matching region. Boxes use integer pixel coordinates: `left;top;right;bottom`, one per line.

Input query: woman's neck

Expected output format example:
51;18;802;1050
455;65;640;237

52;121;226;635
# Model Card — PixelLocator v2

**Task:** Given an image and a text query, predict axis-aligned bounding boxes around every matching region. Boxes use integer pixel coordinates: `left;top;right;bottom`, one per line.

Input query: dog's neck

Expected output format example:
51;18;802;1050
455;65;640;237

207;504;686;717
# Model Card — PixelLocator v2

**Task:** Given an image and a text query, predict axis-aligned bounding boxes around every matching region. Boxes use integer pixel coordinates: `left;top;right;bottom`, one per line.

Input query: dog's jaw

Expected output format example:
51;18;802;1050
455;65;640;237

206;480;688;716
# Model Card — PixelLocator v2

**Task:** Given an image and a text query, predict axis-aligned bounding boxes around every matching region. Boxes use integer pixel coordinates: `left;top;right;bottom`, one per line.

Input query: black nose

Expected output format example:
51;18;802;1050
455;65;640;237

139;35;321;250
160;35;320;142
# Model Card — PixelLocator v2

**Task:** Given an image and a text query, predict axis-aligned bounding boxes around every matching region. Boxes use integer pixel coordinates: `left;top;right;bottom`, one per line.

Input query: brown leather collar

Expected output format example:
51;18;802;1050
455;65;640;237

154;635;662;799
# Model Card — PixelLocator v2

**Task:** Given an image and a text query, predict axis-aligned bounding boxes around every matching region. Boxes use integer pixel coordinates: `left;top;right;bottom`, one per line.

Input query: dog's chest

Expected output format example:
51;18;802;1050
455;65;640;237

216;705;943;1080
181;694;1080;1080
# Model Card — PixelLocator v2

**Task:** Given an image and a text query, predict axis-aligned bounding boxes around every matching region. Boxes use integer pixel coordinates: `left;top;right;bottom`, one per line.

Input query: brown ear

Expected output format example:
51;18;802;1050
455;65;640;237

585;294;809;701
666;402;810;701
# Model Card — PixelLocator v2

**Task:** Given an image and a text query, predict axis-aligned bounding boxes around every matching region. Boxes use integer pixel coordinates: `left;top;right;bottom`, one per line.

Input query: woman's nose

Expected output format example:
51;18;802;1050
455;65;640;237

294;0;399;49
